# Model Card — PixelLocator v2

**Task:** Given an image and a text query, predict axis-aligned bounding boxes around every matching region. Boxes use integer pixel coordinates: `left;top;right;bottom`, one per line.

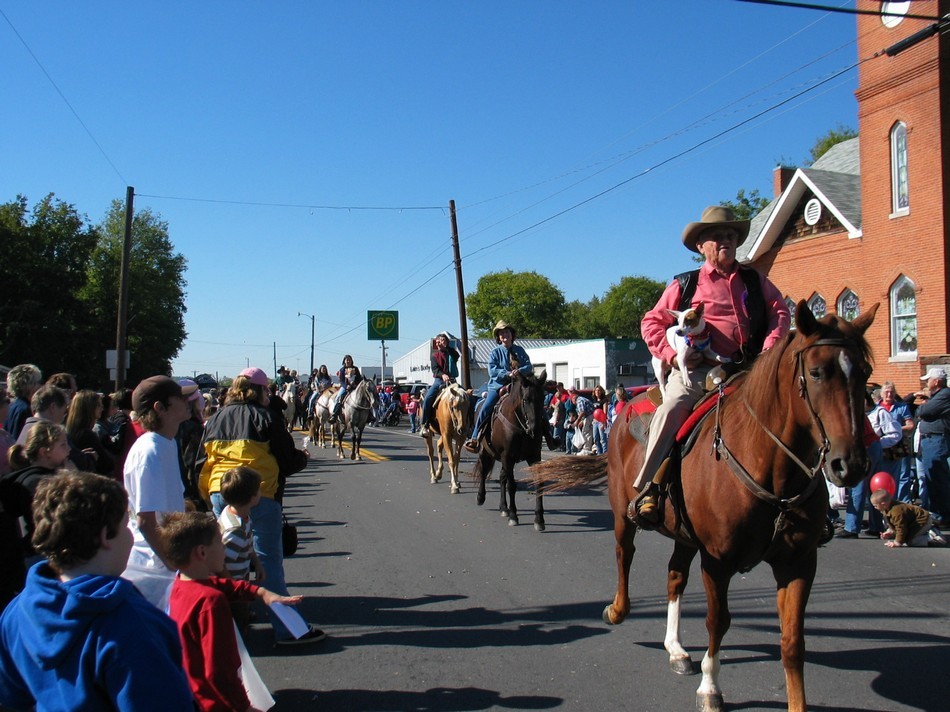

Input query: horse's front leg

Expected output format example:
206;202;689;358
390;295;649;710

351;429;360;460
474;451;494;506
603;511;637;625
425;435;438;483
772;549;817;712
696;559;733;712
434;436;445;483
446;436;461;493
501;460;518;526
665;542;698;675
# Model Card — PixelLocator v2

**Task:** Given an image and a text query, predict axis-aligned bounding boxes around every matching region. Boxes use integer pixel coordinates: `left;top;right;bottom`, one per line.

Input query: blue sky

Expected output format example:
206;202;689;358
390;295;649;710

1;1;864;381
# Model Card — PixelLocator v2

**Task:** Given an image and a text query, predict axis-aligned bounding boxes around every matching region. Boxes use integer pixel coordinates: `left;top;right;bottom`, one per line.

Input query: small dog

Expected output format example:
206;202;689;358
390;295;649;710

652;303;730;396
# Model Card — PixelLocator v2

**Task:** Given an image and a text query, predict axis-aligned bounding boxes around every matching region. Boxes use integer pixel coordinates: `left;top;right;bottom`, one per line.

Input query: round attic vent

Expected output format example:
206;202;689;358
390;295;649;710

803;198;822;226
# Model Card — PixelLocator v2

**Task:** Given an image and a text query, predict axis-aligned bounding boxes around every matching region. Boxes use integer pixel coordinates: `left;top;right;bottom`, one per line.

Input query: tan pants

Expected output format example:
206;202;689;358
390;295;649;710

633;363;713;491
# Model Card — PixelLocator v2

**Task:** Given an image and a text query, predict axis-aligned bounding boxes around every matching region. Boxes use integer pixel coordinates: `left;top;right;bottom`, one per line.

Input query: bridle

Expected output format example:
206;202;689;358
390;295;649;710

713;338;861;515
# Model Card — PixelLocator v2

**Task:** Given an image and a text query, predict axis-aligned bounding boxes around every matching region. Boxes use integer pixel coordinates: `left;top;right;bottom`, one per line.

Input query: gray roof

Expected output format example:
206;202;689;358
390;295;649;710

811;136;860;174
739;136;861;263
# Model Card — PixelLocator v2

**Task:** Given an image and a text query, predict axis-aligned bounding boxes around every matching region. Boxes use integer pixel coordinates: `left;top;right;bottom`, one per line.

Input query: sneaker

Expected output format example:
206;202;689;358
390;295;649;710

420;425;431;438
276;625;327;646
463;439;479;453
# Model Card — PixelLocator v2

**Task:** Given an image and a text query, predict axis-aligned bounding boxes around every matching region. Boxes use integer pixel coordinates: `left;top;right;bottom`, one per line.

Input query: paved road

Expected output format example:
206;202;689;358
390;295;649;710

245;425;949;711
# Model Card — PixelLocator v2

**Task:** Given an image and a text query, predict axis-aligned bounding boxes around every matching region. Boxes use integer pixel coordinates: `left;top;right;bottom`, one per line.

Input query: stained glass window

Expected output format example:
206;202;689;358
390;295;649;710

785;297;796;329
891;276;917;355
838;289;860;321
808;294;826;319
891;122;909;213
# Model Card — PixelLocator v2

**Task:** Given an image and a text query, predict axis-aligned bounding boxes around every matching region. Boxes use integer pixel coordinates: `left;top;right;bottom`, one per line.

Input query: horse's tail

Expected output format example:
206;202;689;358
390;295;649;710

530;454;608;493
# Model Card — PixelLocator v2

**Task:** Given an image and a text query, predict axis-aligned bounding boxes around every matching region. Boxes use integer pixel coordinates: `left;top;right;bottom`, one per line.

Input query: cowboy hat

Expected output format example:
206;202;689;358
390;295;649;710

681;205;751;253
492;320;516;343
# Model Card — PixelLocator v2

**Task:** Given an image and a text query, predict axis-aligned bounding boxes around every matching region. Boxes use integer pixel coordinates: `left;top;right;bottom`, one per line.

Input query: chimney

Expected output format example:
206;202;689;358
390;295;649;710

773;166;796;198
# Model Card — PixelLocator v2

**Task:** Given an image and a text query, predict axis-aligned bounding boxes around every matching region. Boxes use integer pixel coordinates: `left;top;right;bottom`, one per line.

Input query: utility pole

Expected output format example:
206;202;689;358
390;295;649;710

114;186;134;390
298;312;315;375
449;200;471;388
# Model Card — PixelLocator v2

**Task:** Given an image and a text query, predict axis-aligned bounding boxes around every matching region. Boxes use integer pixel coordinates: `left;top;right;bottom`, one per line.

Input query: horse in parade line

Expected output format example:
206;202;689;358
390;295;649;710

309;387;338;448
333;379;378;461
531;301;877;712
424;382;471;494
472;368;548;530
280;382;296;432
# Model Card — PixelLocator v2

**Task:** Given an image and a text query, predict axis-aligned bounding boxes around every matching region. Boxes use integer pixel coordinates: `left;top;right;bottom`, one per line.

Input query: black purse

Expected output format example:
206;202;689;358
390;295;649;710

281;513;298;557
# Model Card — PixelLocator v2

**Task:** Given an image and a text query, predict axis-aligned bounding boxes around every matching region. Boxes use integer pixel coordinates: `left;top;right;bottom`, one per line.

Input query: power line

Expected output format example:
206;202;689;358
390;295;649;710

734;0;941;22
136;193;444;211
0;7;129;186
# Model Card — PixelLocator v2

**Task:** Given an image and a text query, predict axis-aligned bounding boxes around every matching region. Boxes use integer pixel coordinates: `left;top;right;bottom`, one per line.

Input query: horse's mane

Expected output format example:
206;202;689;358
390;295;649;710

741;314;874;420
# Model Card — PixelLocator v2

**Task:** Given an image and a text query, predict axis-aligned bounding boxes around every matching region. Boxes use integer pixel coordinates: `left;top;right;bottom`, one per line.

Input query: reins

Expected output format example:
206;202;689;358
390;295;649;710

710;338;857;544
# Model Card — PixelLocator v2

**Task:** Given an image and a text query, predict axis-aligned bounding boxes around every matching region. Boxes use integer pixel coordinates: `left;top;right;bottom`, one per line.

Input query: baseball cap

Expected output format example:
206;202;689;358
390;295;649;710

920;366;948;381
239;367;269;387
132;376;183;415
176;378;201;402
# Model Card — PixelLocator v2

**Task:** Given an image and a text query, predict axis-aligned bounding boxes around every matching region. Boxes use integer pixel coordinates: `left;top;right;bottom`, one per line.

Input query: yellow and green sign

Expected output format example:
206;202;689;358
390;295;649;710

367;310;398;340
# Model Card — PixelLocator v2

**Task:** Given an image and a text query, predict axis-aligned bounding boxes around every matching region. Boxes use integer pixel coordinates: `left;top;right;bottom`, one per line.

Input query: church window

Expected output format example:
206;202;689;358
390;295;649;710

890;275;917;356
807;293;826;319
837;289;860;321
891;122;909;214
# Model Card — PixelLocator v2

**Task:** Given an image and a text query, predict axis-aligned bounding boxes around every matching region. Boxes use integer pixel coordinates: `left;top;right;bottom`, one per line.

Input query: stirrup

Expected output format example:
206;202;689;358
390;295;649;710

463;438;479;453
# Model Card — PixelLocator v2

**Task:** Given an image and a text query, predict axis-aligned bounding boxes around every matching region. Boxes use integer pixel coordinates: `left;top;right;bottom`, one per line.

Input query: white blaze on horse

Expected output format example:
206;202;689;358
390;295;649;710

280;382;296;432
423;382;471;494
333;379;378;461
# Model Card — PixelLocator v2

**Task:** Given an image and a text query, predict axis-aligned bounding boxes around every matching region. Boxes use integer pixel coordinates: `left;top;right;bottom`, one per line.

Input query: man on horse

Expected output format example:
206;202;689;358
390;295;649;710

420;331;460;439
329;355;363;424
633;205;790;524
464;320;533;453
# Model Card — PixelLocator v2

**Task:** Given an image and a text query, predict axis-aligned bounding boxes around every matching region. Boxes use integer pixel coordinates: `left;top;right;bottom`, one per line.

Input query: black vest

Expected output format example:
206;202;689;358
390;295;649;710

674;266;767;364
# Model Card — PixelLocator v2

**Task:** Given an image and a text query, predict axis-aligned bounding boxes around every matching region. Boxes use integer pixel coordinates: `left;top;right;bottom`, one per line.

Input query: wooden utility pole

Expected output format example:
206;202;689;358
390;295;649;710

114;186;134;390
449;200;471;388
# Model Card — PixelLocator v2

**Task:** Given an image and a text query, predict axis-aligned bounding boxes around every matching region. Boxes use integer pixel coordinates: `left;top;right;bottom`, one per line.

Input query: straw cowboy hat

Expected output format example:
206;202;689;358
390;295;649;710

492;320;516;343
681;205;751;253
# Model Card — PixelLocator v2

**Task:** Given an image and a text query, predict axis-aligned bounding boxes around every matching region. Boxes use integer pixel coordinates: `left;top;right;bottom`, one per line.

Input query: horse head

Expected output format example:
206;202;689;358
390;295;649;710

509;369;547;440
786;299;878;487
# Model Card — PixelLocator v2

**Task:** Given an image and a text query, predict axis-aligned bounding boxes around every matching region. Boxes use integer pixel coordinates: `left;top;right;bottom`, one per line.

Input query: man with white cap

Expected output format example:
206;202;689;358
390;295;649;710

914;365;950;525
633;206;790;525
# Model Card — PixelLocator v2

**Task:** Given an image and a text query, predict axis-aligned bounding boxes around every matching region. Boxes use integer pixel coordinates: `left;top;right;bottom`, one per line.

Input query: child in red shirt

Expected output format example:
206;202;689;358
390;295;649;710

162;512;303;711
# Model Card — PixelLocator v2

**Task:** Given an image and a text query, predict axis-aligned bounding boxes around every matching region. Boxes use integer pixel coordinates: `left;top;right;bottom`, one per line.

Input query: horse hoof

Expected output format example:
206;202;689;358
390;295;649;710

534;522;545;532
669;655;694;676
430;477;437;484
696;692;724;712
600;603;624;625
500;509;509;518
450;486;460;494
508;517;518;526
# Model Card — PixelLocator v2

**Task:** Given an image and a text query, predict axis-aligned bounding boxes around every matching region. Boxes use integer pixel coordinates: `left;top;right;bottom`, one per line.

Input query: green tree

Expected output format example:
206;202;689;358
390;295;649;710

81;200;188;382
466;270;565;338
563;297;607;339
807;124;857;165
0;194;101;383
721;188;770;222
593;276;665;339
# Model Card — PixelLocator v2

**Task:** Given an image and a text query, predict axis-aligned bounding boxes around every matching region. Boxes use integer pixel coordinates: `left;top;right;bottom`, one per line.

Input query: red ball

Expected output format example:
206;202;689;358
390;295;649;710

869;471;896;497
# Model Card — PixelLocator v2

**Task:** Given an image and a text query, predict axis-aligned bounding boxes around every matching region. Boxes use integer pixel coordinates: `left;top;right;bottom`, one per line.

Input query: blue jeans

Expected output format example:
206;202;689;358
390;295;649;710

422;380;443;426
921;435;950;520
471;388;500;438
409;413;418;432
844;441;885;534
592;420;607;455
212;493;295;641
896;456;915;503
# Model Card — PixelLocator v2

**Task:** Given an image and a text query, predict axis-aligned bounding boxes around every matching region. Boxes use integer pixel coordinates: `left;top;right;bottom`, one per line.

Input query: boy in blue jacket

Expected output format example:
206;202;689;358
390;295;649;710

0;472;193;711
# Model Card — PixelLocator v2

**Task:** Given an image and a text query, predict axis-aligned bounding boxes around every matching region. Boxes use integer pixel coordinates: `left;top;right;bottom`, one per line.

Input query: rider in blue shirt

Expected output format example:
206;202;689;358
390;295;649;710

464;321;532;452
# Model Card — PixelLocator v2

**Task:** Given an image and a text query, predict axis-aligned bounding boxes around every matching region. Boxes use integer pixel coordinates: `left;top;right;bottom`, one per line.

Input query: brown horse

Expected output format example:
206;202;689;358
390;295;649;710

472;369;548;530
532;302;877;712
424;382;471;493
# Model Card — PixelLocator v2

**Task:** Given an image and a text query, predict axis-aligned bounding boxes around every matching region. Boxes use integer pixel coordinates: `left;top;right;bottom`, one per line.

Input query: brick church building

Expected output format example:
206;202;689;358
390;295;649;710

737;0;949;396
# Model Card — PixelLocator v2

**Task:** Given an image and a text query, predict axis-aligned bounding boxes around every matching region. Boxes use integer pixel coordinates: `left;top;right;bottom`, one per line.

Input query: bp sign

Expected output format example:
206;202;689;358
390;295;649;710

367;311;398;340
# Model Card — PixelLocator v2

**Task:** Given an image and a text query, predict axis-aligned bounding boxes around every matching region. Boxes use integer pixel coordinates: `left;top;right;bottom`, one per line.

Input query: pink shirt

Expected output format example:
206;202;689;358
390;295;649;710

642;263;790;363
